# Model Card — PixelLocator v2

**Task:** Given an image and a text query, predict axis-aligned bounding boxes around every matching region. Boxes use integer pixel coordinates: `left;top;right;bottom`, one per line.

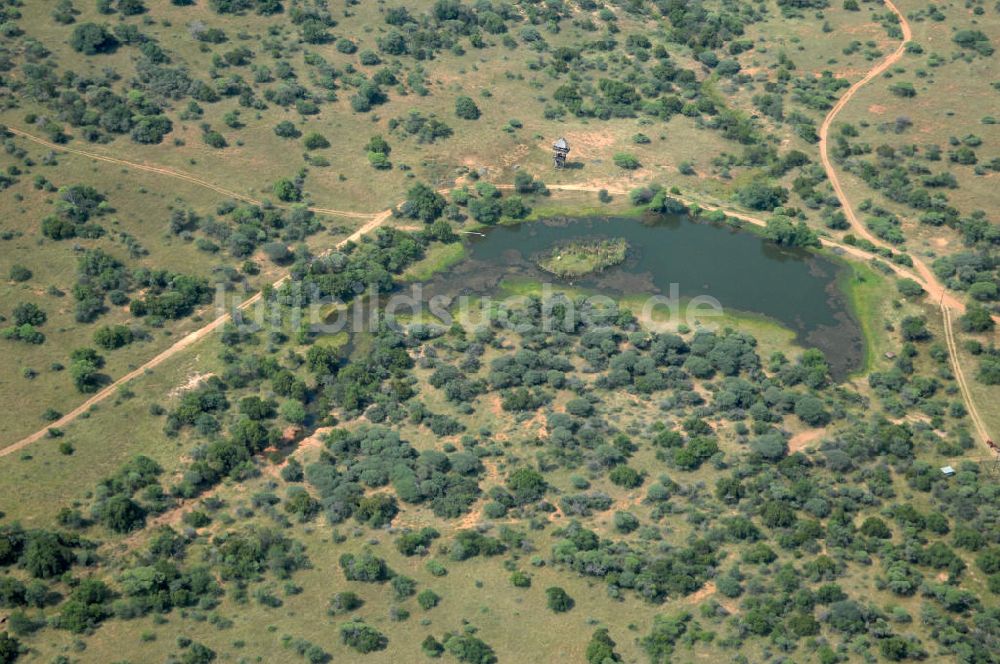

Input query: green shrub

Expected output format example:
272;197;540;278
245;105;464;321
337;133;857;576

416;589;440;610
455;96;480;120
613;152;640;170
340;621;387;653
546;586;574;612
70;23;117;55
303;133;330;150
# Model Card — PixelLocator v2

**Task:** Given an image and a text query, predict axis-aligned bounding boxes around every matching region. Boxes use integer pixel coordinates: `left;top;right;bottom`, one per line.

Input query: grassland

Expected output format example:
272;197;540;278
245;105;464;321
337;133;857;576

401;241;467;283
536;237;628;278
0;1;998;663
0;141;285;444
832;0;998;262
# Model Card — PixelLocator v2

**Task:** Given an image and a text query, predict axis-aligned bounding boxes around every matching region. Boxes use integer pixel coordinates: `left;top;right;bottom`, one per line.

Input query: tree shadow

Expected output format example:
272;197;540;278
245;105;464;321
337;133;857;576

94;373;114;390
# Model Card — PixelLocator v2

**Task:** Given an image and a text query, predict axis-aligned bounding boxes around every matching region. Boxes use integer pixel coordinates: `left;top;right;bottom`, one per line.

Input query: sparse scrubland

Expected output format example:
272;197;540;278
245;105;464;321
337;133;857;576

0;0;998;663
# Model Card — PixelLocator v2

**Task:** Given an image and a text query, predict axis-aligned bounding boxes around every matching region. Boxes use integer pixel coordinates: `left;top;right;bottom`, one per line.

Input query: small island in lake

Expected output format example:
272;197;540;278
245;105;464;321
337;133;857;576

536;237;628;278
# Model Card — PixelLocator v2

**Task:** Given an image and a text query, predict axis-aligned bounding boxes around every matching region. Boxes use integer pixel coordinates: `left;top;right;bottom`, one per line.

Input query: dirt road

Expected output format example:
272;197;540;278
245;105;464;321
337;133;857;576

814;0;962;302
4;126;371;219
814;0;992;446
817;0;912;252
0;181;395;458
4;16;993;456
942;300;991;444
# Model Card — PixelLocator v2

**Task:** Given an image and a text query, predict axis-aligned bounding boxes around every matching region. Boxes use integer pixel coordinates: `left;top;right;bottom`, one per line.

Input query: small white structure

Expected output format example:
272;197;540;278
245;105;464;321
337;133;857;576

552;137;570;168
940;465;955;476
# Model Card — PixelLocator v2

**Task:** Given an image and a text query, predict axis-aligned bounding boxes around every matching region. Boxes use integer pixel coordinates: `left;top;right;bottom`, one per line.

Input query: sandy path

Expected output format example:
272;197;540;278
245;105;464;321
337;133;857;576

813;0;983;315
812;1;992;446
6;185;989;457
815;1;958;301
1;302;257;457
942;300;991;445
514;184;955;286
5;26;994;455
1;198;393;456
813;2;966;305
4;126;371;219
817;0;912;253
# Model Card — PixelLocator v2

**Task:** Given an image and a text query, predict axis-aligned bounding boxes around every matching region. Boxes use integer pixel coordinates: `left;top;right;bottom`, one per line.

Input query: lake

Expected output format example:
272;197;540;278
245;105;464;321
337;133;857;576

422;213;864;379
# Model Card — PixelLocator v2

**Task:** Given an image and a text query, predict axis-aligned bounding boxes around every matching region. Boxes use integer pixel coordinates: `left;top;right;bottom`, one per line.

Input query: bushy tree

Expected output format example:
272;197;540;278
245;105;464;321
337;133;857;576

355;494;398;527
586;628;622;664
329;591;363;614
0;632;19;664
93;325;133;350
70;23;117;54
613;511;640;534
826;599;866;634
340;621;387;653
368;152;391;169
764;215;819;247
339;551;392;582
859;517;891;539
69;347;105;393
642;612;694;662
280;400;306;425
274;121;300;139
546;586;574;612
416;588;440;610
41;216;77;240
422;635;445;658
737;181;788;211
96;495;146;533
443;633;496;664
262;242;293;264
395;527;440;556
613;153;640;170
506;467;547;504
896;278;924;298
960;304;995;333
795;395;830;426
8;265;31;282
953;29;994;56
979;354;1000;385
750;432;787;462
513;170;544;194
608;465;642;488
273;178;301;202
12;303;45;327
130;115;173;144
24;532;73;579
468;197;503;224
510;570;531;587
202;129;227;148
900;316;930;341
179;642;216;664
455;96;480;120
401;182;446;223
303;132;330;150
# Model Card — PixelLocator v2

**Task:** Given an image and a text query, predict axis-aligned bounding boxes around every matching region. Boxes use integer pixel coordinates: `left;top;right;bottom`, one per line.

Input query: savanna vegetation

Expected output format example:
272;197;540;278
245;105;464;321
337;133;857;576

0;0;997;662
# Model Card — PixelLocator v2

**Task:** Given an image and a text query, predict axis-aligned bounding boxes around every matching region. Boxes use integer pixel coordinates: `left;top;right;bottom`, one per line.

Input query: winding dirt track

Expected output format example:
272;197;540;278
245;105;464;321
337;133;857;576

815;0;992;446
942;301;991;444
816;0;955;299
0;158;391;458
817;0;913;253
2;8;993;455
518;184;946;279
5;127;371;219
